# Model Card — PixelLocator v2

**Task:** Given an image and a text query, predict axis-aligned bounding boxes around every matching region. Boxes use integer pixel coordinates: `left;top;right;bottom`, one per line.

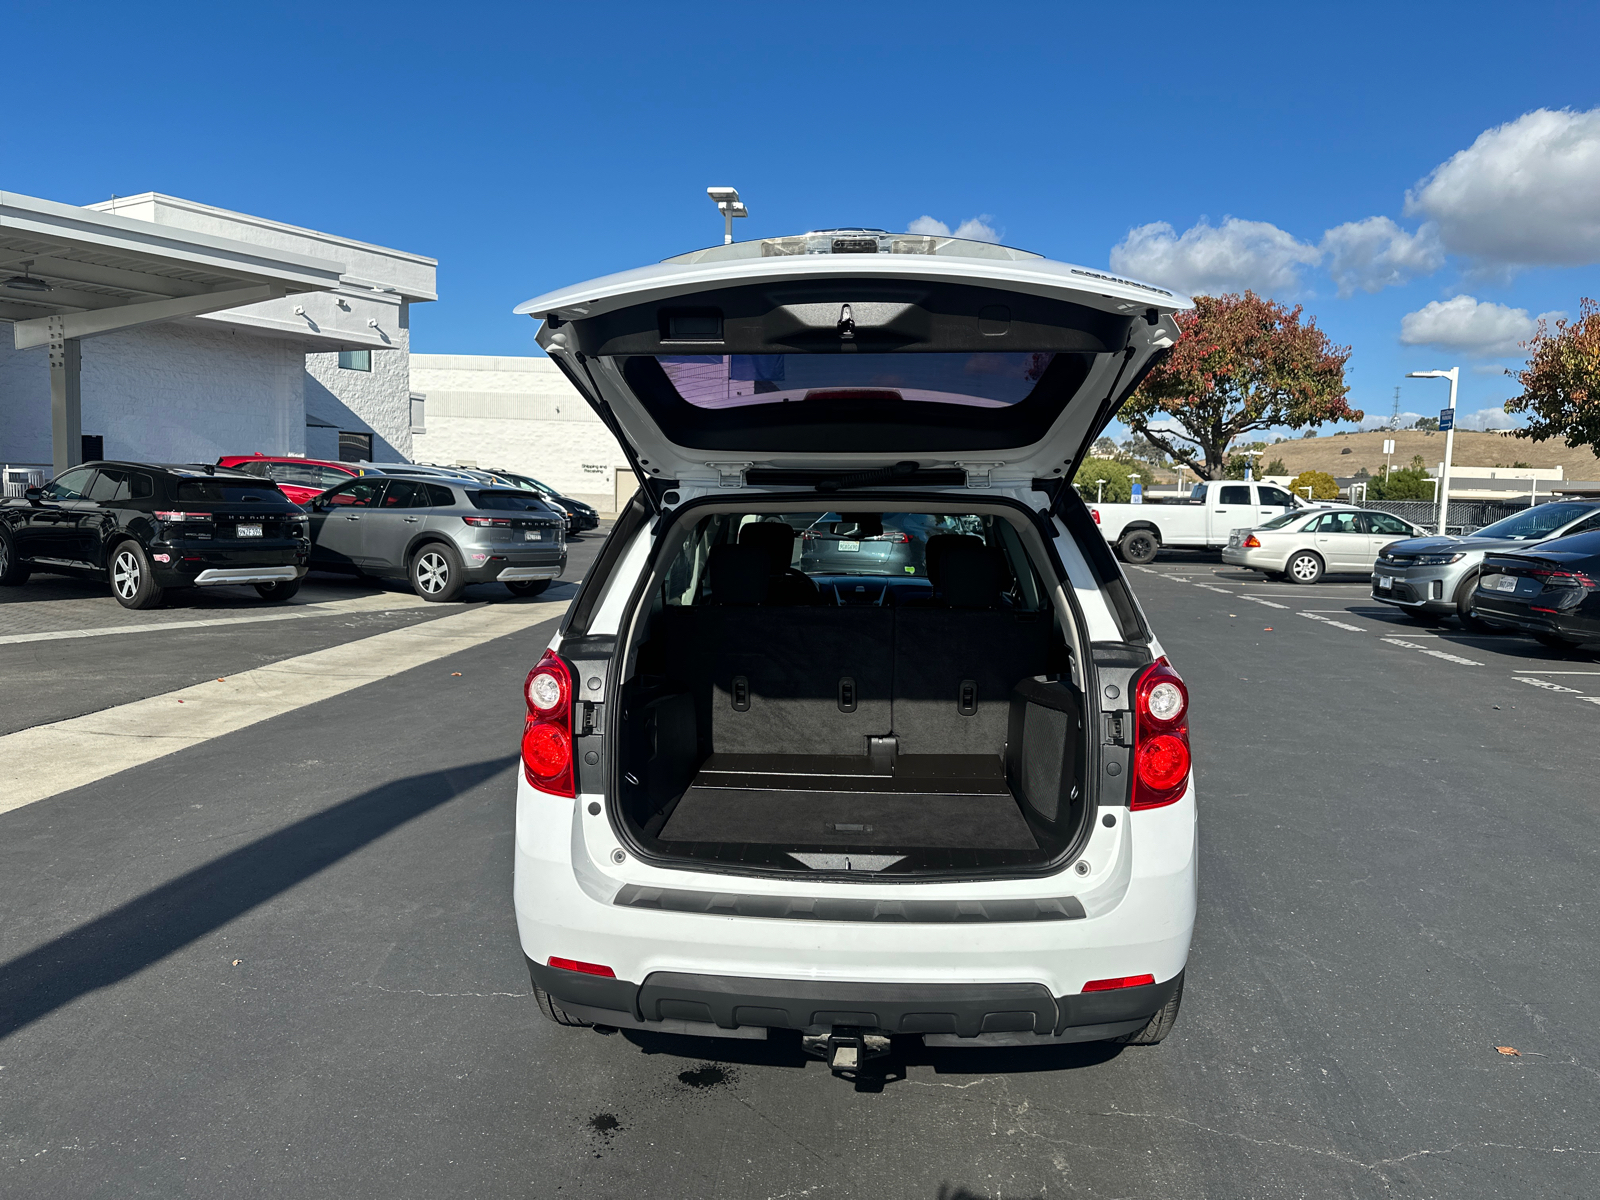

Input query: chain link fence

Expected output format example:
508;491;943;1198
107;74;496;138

1350;497;1527;535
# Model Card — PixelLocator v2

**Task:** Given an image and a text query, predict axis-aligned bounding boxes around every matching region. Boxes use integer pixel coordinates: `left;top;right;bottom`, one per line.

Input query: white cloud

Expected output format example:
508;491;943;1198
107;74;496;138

1360;410;1426;431
906;214;1000;242
1320;217;1444;297
1459;406;1519;431
1399;295;1565;356
1406;107;1600;266
1109;217;1321;297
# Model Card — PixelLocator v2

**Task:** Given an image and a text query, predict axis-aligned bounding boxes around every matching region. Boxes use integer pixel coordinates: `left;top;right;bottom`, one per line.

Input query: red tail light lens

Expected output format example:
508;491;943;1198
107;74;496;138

548;957;615;978
464;515;511;527
1242;534;1261;548
522;649;574;796
1082;973;1156;992
1131;657;1191;810
1091;508;1101;524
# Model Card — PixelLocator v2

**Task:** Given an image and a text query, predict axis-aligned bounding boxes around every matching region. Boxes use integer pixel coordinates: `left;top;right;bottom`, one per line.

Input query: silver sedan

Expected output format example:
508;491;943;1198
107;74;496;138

1223;507;1424;585
1371;500;1600;628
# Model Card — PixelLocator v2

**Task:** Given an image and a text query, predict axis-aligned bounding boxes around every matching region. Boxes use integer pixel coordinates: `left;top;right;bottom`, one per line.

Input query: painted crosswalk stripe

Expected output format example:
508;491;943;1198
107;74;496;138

0;599;567;815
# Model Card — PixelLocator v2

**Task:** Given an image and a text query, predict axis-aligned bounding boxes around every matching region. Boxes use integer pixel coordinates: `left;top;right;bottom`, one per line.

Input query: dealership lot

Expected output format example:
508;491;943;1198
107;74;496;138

2;546;1597;1199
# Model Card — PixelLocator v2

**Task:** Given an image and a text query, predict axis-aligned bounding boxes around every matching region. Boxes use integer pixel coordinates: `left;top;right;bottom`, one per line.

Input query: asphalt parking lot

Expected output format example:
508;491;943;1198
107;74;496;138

2;542;1597;1199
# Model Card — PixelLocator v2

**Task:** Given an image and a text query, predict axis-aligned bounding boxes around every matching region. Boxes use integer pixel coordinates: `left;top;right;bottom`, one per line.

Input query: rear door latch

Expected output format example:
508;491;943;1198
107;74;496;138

1102;712;1132;746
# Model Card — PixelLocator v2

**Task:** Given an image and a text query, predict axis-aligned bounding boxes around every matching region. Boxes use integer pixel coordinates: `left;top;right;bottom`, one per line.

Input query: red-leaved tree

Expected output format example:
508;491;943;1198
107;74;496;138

1504;297;1600;455
1121;292;1359;479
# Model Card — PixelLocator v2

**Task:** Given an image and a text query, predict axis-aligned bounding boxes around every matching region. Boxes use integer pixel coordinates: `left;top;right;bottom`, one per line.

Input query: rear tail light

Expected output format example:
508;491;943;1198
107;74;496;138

521;649;574;796
548;957;615;977
1242;534;1261;548
1131;657;1191;810
1532;570;1598;588
867;531;912;544
1091;508;1101;525
464;515;511;527
1082;973;1156;992
156;510;211;522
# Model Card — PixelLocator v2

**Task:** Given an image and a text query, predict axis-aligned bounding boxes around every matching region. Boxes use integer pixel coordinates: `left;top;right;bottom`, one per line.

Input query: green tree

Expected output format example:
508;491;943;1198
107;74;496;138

1367;461;1435;500
1301;429;1318;438
1091;436;1121;459
1264;456;1288;475
1504;298;1600;456
1122;292;1358;479
1072;457;1134;503
1287;469;1340;501
1411;415;1439;431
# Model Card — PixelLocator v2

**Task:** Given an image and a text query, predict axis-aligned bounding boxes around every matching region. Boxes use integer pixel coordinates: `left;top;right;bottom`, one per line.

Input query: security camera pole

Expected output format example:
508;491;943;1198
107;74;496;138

1405;367;1459;535
706;187;748;245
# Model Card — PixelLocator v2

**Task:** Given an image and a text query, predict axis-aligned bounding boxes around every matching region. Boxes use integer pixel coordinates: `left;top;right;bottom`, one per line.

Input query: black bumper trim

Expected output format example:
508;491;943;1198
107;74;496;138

612;884;1086;924
527;957;1178;1039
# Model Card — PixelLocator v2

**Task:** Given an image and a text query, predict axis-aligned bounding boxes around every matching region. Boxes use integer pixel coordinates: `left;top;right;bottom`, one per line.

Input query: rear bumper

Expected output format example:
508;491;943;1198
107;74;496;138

152;546;309;587
527;956;1177;1044
497;564;563;582
193;565;300;586
1470;594;1589;637
1221;546;1285;569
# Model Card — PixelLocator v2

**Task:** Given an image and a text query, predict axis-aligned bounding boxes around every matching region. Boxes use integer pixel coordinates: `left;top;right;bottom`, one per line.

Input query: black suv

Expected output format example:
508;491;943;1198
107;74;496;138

0;461;310;609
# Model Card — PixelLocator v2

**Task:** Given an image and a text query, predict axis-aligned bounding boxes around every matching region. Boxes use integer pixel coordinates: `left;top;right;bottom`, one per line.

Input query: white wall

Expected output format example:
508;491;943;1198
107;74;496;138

305;310;413;461
409;354;629;510
0;320;305;465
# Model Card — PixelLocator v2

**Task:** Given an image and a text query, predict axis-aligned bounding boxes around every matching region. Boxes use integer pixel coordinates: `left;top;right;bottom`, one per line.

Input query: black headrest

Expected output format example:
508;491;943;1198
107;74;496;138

738;521;797;573
925;534;983;585
708;543;769;605
933;539;1002;608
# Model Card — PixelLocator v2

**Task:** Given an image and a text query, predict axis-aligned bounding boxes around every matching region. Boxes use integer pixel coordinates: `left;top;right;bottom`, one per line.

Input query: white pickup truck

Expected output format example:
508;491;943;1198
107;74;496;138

1090;479;1303;563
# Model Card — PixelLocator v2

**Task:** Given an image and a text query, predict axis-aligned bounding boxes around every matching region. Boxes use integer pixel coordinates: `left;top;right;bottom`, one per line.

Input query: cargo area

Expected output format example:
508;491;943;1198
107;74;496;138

611;508;1093;876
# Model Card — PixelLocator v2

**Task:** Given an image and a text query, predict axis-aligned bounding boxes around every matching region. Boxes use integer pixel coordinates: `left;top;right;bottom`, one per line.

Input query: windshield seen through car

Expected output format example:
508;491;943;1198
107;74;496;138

1473;502;1599;540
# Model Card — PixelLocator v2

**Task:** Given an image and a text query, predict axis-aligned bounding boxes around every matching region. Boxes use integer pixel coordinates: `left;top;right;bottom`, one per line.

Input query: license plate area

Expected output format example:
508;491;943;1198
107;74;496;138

524;530;542;541
1377;575;1394;589
838;540;861;552
236;524;263;538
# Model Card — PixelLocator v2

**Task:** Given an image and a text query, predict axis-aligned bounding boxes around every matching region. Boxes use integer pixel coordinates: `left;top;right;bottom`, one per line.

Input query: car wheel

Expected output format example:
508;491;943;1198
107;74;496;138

533;982;590;1028
1454;575;1498;633
1113;971;1184;1046
0;529;30;586
254;580;301;602
505;579;551;597
410;543;467;602
1286;550;1324;585
109;541;165;610
1118;530;1159;565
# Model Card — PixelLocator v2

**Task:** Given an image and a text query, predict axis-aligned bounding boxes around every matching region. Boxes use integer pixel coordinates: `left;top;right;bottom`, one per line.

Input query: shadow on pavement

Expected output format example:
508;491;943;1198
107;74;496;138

0;754;517;1041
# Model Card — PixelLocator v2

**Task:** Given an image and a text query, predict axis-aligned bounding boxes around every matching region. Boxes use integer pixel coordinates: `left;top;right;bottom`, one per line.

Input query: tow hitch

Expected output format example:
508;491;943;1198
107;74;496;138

802;1026;892;1077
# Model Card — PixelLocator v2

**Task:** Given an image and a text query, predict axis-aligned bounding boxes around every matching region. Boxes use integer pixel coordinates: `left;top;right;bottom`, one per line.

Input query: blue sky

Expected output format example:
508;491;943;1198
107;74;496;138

6;1;1599;443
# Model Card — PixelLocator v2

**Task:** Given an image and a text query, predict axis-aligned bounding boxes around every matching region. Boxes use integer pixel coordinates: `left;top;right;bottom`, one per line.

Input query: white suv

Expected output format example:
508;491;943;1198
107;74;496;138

510;229;1197;1075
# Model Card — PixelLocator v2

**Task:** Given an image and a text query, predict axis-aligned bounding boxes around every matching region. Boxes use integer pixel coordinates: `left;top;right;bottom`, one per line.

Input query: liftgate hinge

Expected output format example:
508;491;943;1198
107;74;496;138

955;462;1006;489
708;462;753;488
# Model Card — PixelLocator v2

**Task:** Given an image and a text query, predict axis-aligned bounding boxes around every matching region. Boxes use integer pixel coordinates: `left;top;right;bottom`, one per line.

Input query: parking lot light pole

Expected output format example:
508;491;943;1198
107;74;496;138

706;187;748;244
1406;368;1459;535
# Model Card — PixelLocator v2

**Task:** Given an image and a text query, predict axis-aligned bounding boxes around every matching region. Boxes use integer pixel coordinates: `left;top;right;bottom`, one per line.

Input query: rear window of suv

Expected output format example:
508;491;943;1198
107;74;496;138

175;480;295;506
652;352;1058;410
471;489;555;512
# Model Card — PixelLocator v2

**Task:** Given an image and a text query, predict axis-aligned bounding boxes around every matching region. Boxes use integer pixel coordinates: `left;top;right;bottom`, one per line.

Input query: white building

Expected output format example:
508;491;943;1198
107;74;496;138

1;190;435;478
409;354;630;512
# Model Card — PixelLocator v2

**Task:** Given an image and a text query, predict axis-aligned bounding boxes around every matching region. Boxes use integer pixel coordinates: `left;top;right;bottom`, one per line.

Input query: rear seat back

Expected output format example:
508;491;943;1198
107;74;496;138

893;609;1050;754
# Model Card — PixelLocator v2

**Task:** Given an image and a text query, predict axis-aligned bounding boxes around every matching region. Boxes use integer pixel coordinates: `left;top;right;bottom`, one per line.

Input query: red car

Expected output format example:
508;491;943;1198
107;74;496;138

216;455;380;506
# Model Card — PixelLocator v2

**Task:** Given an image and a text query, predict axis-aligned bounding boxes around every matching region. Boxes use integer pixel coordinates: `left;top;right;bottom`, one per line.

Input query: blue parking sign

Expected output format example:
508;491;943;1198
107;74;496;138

1438;409;1454;431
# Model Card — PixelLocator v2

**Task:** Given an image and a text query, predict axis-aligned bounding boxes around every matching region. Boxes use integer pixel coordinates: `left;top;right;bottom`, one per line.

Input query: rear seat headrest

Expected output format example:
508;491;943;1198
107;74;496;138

931;538;1002;608
924;534;985;586
738;521;798;574
709;543;769;605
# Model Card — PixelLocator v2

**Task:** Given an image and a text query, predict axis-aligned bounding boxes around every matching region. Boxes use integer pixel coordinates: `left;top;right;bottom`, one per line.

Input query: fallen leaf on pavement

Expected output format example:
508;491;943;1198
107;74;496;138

217;677;226;682
1264;627;1274;632
451;672;463;677
177;699;185;704
1496;1046;1520;1056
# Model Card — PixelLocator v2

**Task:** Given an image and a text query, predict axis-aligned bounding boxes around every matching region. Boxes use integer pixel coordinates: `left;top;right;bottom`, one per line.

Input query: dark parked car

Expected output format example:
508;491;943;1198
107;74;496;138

491;471;601;534
305;476;566;601
0;461;309;609
1471;530;1600;648
795;512;976;577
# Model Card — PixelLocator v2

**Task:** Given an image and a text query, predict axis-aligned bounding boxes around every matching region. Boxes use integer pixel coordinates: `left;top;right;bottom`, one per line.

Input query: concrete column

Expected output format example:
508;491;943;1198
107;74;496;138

48;317;81;478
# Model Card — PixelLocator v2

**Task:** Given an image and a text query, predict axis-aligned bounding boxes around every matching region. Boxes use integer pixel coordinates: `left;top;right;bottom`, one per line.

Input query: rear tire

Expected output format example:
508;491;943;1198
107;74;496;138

1454;575;1497;633
1117;530;1159;565
533;983;590;1027
1286;550;1324;585
410;543;467;602
254;580;301;602
0;530;30;586
109;541;165;610
505;579;552;597
1114;971;1184;1046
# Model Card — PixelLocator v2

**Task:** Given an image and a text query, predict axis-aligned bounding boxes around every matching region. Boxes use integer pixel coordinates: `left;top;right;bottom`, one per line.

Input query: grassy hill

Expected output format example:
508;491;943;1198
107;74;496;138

1261;429;1600;480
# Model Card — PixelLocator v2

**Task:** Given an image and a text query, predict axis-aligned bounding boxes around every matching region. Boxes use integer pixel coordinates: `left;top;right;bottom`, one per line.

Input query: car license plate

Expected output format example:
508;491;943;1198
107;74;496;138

237;524;262;538
838;540;860;552
1378;575;1393;589
524;530;541;541
1494;574;1518;591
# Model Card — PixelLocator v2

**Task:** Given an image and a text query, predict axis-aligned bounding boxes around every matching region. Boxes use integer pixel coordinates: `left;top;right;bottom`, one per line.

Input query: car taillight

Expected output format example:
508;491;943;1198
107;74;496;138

867;531;912;543
1242;534;1261;548
548;957;615;977
156;510;211;522
464;516;511;527
1091;508;1101;525
522;649;574;796
1533;570;1598;588
1131;656;1191;810
1082;973;1156;992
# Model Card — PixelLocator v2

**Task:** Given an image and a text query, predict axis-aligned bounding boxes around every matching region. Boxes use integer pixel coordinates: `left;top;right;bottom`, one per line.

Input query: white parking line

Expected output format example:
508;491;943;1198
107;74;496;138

1299;612;1366;633
0;599;568;815
1193;584;1233;594
1381;637;1485;666
1240;596;1289;609
1513;677;1585;693
0;592;440;646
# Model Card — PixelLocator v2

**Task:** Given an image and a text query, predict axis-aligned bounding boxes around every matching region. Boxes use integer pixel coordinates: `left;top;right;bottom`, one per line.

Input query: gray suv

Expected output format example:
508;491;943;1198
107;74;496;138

1371;499;1600;628
306;476;565;601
